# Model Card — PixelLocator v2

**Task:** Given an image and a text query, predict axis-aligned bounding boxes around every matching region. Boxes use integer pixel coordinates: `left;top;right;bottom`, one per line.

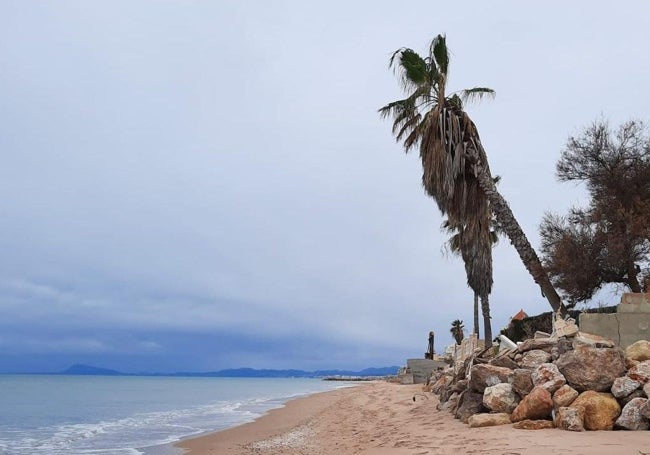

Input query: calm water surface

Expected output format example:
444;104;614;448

0;375;350;455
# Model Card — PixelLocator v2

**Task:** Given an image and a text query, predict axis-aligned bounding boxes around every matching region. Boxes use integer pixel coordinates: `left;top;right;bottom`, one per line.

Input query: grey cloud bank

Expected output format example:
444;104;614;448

1;1;649;373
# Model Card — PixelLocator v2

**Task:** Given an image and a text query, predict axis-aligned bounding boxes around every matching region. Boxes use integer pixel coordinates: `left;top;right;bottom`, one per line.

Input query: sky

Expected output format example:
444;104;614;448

1;1;649;373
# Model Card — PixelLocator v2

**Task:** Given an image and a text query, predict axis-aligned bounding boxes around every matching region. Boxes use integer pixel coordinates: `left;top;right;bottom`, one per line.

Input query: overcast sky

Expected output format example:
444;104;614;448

1;1;649;373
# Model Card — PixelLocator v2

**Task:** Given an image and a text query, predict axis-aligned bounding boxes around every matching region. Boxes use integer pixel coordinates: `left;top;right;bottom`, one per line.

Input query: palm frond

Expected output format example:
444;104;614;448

459;87;496;104
431;34;449;76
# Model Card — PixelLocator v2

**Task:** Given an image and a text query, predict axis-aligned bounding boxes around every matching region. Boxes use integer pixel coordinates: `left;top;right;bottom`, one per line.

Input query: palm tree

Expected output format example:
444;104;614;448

442;177;502;345
379;34;565;319
450;319;465;345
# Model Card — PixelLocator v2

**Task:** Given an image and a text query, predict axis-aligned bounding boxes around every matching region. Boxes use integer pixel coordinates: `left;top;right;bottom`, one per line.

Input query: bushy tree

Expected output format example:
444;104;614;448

541;120;650;305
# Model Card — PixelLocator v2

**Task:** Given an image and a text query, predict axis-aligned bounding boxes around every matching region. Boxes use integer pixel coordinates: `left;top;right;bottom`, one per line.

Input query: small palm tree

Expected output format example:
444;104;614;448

379;34;565;324
450;319;465;345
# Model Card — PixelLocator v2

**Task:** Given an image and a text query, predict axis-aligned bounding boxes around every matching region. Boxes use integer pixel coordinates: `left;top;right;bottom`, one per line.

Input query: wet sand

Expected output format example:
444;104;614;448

177;381;650;454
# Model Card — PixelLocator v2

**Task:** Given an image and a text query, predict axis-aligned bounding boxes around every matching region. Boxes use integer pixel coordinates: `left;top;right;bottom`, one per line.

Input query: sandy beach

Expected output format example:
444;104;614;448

176;381;650;454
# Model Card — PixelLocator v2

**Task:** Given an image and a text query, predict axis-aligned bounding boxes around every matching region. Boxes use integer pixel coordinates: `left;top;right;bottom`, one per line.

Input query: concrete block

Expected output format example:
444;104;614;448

579;312;650;349
579;313;621;345
406;358;447;384
618;293;650;313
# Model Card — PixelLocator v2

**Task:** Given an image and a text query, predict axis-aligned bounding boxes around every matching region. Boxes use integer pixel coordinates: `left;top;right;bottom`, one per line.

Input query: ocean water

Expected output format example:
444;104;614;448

0;375;350;455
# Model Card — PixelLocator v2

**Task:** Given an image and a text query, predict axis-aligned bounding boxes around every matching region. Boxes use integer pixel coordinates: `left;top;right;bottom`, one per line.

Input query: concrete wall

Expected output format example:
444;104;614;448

406;358;447;384
579;293;650;348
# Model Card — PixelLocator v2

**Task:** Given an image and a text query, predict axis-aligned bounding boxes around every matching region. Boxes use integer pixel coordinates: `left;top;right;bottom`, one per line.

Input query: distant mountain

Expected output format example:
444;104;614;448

59;365;400;378
61;364;124;376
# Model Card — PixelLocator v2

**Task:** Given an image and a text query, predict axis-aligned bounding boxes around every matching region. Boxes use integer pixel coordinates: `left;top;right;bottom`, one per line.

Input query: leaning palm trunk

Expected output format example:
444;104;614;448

472;164;564;313
480;294;492;347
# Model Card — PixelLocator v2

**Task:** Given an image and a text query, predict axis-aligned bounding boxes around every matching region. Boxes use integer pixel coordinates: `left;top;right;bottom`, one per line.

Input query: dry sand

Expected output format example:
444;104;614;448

177;381;650;455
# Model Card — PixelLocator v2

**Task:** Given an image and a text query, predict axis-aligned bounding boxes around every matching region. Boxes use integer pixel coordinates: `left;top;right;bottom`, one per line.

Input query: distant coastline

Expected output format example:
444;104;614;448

40;363;401;378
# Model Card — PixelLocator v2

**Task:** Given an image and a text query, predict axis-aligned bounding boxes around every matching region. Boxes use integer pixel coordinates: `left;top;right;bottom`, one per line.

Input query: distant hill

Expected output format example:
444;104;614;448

59;365;400;378
61;364;124;376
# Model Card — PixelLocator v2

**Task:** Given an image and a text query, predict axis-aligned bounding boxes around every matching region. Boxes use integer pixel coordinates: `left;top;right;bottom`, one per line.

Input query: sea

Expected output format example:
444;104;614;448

0;375;352;455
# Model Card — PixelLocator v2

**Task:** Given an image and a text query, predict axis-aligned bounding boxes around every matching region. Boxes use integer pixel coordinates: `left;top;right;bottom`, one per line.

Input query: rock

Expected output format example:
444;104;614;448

555;345;626;392
550;337;574;362
628;360;650;384
643;383;650;398
511;386;553;422
532;363;566;394
572;331;616;348
626;340;650;362
627;358;640;370
642;399;650;419
553;385;579;409
467;412;512;428
519;350;552;369
451;379;468;394
569;391;621;431
490;355;519;370
483;383;520;413
468;364;513;393
512;419;554;430
517;338;557;354
615;397;649;430
437;391;460;412
611;376;641;398
620;390;646;407
554;406;584;431
429;375;450;394
454;391;485;423
511;368;534;397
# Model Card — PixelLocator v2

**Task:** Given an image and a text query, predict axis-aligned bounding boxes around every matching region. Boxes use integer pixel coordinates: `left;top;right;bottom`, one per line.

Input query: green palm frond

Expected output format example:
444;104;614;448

431;34;449;76
459;87;496;104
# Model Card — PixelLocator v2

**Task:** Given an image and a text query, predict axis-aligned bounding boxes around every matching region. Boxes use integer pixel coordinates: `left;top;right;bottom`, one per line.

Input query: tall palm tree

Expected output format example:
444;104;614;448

450;319;465;345
379;34;565;319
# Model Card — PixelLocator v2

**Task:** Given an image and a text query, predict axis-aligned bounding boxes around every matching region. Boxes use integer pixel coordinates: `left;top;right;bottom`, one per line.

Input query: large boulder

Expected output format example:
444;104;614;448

436;391;460;412
611;376;641;399
531;363;566;394
626;340;650;362
519;350;552;369
483;383;520;413
615;397;649;430
550;337;574;362
454;391;485;423
429;375;451;394
621;390;646;407
511;386;553;422
511;368;533;397
553;385;579;409
569;391;621;431
554;406;584;431
512;419;554;430
555;345;625;392
517;338;556;354
490;355;519;370
467;413;512;428
628;360;650;384
572;332;615;348
468;364;513;393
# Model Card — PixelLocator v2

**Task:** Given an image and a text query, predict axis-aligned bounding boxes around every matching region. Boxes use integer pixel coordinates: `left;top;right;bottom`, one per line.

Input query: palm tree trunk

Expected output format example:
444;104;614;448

473;165;565;314
481;294;492;348
473;291;479;337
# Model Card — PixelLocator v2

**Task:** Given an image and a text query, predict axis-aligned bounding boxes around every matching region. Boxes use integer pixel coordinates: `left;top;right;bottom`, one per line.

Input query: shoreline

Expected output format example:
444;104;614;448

172;381;650;455
173;384;360;454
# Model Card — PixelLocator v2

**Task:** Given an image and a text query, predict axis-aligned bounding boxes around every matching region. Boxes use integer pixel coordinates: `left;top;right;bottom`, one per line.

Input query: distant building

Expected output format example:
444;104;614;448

511;309;528;321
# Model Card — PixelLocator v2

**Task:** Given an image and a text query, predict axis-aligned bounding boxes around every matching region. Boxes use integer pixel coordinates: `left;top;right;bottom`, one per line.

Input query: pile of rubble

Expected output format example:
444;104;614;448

426;325;650;431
